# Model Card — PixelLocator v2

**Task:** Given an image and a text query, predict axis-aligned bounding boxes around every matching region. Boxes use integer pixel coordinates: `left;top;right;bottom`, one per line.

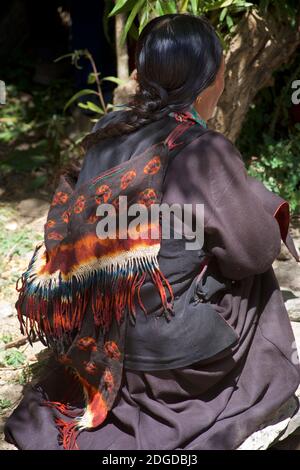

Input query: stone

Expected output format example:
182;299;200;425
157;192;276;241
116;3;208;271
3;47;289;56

285;298;300;322
17;198;49;220
0;301;13;319
237;321;300;449
237;393;300;450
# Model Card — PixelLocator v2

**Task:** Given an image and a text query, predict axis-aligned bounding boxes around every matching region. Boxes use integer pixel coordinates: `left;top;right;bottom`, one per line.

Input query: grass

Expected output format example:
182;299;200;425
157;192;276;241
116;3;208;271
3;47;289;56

0;399;12;410
0;81;82;196
0;349;26;368
0;205;44;303
0;333;13;344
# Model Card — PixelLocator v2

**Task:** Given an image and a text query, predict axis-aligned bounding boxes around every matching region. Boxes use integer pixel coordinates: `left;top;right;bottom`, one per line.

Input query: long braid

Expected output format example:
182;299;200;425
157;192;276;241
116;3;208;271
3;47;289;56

80;84;174;152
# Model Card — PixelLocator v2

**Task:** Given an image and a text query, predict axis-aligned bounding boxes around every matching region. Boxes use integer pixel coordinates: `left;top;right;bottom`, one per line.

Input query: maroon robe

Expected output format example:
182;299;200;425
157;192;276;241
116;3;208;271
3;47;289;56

4;110;300;450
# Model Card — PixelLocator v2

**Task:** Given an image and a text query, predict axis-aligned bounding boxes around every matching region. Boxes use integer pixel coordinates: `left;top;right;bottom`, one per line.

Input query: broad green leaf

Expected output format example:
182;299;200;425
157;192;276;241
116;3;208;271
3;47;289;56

108;0;129;17
101;76;127;86
226;14;234;30
119;0;145;48
219;6;228;22
79;101;104;114
190;0;199;15
108;0;138;17
155;0;165;16
204;0;235;11
138;5;149;33
218;0;235;7
161;0;177;14
179;0;189;13
63;89;99;112
3;349;26;367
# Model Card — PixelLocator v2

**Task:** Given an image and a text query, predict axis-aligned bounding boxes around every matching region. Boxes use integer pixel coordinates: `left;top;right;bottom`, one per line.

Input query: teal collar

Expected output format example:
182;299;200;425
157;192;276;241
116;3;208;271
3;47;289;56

189;106;207;128
168;106;207;128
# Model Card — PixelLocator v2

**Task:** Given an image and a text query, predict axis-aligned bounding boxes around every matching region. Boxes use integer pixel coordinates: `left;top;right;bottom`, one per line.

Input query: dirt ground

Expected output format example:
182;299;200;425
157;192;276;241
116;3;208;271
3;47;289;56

0;200;299;451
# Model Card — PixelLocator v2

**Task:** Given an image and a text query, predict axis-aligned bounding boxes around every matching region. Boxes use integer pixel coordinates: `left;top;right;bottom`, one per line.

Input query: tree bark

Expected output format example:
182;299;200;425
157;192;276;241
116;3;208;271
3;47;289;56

210;9;300;142
115;12;129;81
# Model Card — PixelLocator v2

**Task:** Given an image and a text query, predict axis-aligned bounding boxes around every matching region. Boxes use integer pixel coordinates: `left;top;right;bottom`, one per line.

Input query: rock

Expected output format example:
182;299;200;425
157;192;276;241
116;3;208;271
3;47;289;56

237;321;300;449
273;256;300;294
28;214;47;233
0;301;13;319
278;394;300;443
0;383;23;404
291;321;300;354
4;222;18;231
285;298;300;322
277;243;293;261
237;393;300;450
281;288;298;302
17;198;49;221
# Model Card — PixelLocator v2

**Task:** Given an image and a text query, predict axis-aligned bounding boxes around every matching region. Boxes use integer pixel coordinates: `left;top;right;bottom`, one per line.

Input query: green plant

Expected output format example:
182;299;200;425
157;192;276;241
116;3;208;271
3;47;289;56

0;80;79;181
58;1;256;123
0;333;13;344
17;362;37;385
258;0;299;26
16;353;53;385
1;348;26;368
107;0;254;47
247;130;300;213
0;399;12;410
55;49;127;121
237;46;300;214
105;0;299;47
0;208;43;257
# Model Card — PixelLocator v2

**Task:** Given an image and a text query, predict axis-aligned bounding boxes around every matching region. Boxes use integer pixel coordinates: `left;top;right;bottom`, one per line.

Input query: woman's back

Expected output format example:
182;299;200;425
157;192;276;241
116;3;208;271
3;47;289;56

4;13;300;451
77;108;287;371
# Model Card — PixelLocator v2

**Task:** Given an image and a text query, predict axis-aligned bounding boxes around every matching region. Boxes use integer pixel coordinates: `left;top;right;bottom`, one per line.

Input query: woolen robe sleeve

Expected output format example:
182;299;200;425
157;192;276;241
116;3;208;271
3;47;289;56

163;129;283;281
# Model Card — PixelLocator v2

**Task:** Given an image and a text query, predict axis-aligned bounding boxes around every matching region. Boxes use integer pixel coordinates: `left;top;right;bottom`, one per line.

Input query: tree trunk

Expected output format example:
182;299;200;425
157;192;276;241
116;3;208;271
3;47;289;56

210;9;300;142
115;12;129;81
113;9;300;141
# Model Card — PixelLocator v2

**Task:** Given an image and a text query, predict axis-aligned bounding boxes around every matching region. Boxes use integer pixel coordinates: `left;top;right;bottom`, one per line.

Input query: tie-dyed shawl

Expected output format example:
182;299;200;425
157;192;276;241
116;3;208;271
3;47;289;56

15;116;198;450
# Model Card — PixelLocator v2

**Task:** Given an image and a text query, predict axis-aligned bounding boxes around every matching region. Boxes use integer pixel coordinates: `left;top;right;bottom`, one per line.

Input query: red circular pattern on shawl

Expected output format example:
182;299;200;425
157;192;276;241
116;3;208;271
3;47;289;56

73;195;86;214
138;188;158;207
143;156;161;175
46;219;56;229
61;210;70;223
52;191;69;206
84;361;98;375
76;336;97;351
47;231;64;240
120;170;136;190
95;184;112;205
103;368;114;392
103;340;121;360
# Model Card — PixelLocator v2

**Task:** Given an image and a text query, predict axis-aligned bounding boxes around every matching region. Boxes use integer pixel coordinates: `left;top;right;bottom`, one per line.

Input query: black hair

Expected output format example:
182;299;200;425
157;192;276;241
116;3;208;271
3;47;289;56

81;13;223;151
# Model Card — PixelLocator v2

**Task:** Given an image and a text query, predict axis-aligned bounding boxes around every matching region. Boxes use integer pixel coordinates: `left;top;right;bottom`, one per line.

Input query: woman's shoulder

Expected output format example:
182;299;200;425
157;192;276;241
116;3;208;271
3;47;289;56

181;127;245;172
193;128;242;158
